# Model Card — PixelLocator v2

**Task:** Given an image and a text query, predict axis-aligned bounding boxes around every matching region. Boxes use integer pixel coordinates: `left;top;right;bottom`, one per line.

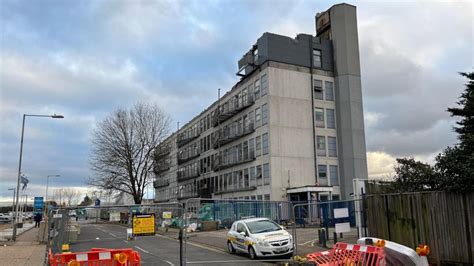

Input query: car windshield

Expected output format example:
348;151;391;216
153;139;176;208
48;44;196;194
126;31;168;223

245;220;282;234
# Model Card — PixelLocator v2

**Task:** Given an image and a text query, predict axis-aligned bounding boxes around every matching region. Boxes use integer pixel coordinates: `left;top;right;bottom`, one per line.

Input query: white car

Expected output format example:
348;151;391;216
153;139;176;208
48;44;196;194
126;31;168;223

227;218;293;259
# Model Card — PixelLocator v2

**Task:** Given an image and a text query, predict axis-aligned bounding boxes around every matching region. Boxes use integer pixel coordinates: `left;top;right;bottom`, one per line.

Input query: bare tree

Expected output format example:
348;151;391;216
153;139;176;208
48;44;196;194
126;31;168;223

63;188;82;206
89;102;171;204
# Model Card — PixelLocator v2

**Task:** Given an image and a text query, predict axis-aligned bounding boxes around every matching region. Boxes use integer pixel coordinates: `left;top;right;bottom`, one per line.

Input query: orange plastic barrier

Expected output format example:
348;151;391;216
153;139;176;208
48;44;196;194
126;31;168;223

306;242;386;266
49;248;141;266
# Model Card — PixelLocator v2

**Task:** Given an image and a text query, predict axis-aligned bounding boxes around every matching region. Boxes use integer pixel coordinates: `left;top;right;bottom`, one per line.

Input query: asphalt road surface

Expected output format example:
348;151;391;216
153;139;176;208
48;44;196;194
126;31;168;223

71;223;275;265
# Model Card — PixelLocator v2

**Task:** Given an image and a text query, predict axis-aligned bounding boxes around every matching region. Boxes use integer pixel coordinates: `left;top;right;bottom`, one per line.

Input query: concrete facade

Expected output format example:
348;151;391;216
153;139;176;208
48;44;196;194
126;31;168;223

154;3;367;202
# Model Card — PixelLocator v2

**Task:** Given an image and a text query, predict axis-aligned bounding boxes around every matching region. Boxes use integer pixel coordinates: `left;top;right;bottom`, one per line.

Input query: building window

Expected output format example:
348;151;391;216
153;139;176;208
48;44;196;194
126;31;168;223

255;107;261;128
253;48;258;63
315;108;325;128
261;103;268;125
261;74;268;96
330;165;339;186
256;136;261;157
249;138;255;157
318;164;328;186
264;194;270;201
314;79;323;100
313;49;322;68
256;165;262;186
328;137;337;157
325;81;334;101
254;79;260;100
263;163;270;185
244;169;249;188
249;167;256;187
262;133;269;155
316;136;326;156
327;109;335;129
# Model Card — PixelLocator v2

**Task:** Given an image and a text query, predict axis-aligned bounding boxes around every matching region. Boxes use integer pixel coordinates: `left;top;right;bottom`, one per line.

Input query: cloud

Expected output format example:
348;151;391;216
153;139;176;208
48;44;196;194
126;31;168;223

0;0;472;200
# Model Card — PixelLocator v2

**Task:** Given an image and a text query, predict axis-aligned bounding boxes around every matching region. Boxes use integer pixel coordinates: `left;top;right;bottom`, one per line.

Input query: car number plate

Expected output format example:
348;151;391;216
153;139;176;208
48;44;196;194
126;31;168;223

275;247;286;252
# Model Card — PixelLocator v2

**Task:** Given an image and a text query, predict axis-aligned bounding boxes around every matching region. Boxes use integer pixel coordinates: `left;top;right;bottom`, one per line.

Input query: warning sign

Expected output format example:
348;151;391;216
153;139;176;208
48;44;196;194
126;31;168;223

132;213;155;236
162;211;172;219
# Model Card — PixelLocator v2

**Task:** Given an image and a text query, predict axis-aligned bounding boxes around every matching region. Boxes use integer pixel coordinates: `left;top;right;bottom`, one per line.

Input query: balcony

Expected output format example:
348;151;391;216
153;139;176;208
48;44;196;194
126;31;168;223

177;132;200;148
177;169;200;182
154;162;170;174
213;96;254;127
177;192;199;200
153;179;170;188
213;122;255;149
178;148;201;165
212;151;256;171
155;145;171;159
214;186;257;195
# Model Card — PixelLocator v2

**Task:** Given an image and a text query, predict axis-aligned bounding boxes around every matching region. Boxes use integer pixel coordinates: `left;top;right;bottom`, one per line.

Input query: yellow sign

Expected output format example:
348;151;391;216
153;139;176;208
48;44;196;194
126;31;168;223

162;211;172;219
132;213;155;236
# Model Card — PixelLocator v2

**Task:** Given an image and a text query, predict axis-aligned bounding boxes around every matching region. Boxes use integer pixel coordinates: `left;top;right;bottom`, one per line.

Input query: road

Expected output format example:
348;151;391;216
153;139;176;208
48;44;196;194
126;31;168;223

71;222;273;265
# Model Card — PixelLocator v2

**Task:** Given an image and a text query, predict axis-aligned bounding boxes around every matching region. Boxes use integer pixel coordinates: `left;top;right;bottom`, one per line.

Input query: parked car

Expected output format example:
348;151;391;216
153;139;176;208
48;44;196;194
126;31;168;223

227;218;293;259
0;215;11;223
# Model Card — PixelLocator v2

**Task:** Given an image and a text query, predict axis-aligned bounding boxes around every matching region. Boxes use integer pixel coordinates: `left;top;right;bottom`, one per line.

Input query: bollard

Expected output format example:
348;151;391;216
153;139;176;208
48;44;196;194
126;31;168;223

340;232;343;239
320;228;327;247
318;229;322;244
333;232;337;244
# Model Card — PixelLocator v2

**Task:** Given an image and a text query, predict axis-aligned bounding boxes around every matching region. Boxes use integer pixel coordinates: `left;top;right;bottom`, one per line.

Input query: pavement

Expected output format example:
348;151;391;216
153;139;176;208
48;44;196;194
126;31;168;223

0;225;45;266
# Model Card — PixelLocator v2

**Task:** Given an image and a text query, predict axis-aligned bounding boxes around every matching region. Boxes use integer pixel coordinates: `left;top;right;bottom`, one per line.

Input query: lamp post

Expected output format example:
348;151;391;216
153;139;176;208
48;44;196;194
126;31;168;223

12;114;64;241
45;175;60;204
8;188;15;229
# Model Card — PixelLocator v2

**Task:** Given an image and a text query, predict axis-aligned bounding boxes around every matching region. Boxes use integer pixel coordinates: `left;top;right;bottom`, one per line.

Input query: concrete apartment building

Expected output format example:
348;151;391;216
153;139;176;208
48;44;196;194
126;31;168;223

153;3;368;203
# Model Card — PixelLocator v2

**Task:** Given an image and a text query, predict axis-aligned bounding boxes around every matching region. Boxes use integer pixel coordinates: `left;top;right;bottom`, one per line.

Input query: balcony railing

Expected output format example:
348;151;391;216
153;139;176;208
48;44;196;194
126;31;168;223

153;178;170;188
212;150;256;171
212;122;255;149
154;162;170;174
213;96;254;127
177;169;200;182
178;148;201;165
155;145;171;159
177;192;199;200
177;132;200;148
214;186;257;195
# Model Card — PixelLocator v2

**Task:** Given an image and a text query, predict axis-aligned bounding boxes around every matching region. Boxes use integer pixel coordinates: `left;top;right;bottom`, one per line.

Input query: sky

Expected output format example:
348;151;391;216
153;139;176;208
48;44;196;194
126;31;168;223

0;0;472;203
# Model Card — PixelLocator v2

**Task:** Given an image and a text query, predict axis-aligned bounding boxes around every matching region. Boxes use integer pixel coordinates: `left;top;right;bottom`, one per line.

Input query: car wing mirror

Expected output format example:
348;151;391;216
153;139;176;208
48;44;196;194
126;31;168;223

239;231;246;237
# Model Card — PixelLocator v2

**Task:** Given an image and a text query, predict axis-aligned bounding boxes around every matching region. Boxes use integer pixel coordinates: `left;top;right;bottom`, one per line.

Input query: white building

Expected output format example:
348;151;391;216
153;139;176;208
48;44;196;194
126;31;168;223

154;3;368;203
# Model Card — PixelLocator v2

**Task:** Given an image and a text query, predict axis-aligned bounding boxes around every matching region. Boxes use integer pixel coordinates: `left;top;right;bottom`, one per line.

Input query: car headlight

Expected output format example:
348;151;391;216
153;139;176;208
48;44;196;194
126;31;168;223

258;240;270;247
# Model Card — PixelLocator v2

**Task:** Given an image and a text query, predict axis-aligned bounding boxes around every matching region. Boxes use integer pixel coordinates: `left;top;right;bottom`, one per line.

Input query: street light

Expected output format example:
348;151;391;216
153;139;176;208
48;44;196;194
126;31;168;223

45;175;60;203
8;188;15;229
13;113;64;241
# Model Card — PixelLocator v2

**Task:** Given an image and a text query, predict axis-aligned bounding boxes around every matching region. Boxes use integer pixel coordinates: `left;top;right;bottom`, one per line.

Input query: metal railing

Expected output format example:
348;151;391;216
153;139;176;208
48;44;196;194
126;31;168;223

178;147;201;165
212;122;255;148
212;150;255;171
155;145;171;159
153;178;170;188
212;96;254;127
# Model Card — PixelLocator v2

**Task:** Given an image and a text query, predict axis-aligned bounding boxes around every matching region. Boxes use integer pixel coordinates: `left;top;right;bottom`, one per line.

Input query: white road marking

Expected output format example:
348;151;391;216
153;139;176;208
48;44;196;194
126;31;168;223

109;233;117;238
134;246;150;254
164;260;174;266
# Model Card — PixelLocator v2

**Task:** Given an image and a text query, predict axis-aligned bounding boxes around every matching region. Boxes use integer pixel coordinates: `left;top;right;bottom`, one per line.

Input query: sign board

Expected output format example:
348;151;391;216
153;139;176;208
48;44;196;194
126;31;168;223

162;211;172;219
34;197;44;214
334;208;349;219
132;213;155;236
53;213;62;219
335;222;351;233
95;198;101;206
109;212;121;222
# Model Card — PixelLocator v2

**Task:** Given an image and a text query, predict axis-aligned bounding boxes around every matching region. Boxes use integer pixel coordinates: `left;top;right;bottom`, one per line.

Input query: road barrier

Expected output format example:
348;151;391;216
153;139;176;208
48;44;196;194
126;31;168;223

306;242;385;265
48;247;141;266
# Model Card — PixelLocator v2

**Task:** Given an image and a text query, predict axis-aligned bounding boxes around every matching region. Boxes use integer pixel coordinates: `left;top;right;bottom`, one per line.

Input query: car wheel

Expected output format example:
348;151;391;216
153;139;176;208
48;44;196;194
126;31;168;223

227;241;236;254
248;246;257;260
